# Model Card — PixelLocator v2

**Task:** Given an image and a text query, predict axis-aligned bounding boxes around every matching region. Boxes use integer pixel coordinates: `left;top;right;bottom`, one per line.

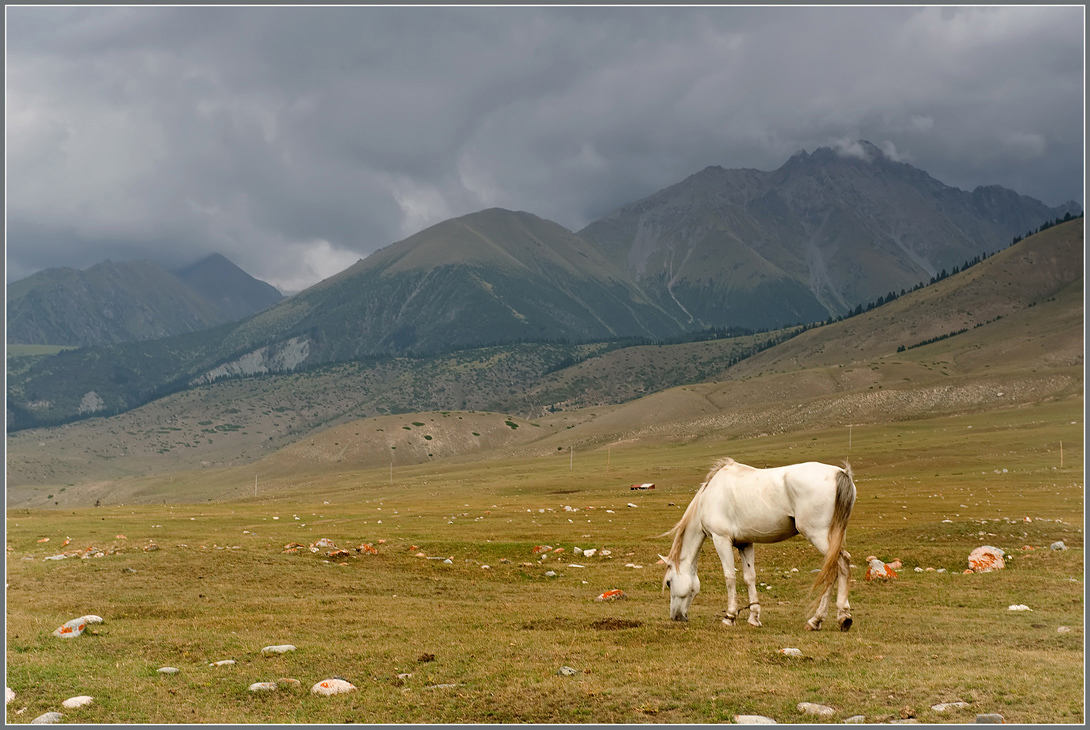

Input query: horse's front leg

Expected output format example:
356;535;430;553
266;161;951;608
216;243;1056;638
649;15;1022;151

710;534;739;625
739;543;762;627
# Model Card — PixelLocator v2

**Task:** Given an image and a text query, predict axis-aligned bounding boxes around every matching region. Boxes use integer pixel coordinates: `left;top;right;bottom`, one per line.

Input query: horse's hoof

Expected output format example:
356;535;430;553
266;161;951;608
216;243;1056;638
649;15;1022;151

721;617;735;626
805;620;822;631
838;616;853;632
748;618;762;628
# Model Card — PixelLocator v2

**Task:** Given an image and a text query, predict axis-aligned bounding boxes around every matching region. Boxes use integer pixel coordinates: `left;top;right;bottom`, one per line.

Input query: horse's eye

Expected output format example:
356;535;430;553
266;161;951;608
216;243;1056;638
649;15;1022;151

665;580;671;588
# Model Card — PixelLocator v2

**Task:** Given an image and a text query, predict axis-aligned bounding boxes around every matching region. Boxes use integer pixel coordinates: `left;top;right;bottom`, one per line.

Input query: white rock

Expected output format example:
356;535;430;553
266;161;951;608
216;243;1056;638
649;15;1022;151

1008;604;1032;611
80;615;104;624
778;648;803;657
249;682;278;692
61;696;93;709
44;555;66;561
583;549;597;558
261;644;297;654
1051;541;1067;551
544;570;557;577
311;678;356;696
627;503;638;508
52;617;88;639
844;715;867;723
210;660;236;667
557;666;578;677
1057;626;1073;633
30;712;64;724
158;667;179;674
568;564;585;568
734;714;777;723
931;701;968;712
573;547;583;555
797;702;836;717
6;687;14;705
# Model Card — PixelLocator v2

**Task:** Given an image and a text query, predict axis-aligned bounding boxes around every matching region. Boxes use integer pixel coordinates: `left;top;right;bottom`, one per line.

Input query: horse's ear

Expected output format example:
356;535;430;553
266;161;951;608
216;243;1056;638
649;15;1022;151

659;554;672;567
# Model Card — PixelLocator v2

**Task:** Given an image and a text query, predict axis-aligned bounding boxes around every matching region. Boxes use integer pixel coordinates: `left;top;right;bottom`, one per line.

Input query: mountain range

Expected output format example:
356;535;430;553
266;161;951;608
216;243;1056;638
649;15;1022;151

6;254;283;347
5;142;1081;429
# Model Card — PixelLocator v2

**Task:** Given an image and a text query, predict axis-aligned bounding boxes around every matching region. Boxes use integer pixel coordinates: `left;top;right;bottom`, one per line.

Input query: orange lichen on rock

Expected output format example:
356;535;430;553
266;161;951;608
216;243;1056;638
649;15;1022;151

531;545;553;554
968;546;1005;573
595;589;626;601
865;558;897;581
356;543;378;555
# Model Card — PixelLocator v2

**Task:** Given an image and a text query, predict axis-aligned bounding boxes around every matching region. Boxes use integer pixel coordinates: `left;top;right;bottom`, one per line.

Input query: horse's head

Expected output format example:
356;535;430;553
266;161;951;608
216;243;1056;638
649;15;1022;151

660;554;700;621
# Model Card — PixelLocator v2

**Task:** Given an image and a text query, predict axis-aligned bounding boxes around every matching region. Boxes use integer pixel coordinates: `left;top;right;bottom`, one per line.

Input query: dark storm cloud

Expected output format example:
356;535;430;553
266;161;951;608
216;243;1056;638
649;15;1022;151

6;6;1084;292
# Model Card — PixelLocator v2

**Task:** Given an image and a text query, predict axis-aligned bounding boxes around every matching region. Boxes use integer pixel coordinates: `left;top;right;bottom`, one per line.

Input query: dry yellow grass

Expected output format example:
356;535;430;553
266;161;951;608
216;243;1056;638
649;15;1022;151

6;399;1083;723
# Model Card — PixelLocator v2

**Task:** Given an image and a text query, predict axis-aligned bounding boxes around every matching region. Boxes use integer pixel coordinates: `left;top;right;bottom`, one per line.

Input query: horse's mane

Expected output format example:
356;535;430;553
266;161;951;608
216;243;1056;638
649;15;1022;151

660;457;736;566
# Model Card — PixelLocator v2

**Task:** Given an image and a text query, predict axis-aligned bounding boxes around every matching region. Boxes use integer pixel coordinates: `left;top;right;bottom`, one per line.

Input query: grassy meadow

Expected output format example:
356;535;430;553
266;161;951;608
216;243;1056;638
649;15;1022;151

5;398;1083;723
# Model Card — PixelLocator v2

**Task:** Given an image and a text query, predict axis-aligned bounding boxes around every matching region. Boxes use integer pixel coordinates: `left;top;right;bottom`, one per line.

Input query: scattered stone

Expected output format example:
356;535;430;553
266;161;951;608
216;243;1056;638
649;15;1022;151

975;714;1004;723
899;706;916;719
417;652;436;663
80;615;104;624
52;617;88;639
6;687;14;705
311;678;356;696
557;666;578;676
210;660;236;667
544;571;557;577
967;546;1005;573
932;702;969;712
43;555;66;561
596;589;626;601
249;682;278;692
278;678;302;689
30;712;63;724
1008;604;1032;611
778;648;803;658
1057;626;1073;633
61;696;93;709
122;568;137;574
797;702;836;717
889;720;918;724
396;673;413;680
158;667;179;674
844;715;867;723
425;683;459;690
913;566;923;572
865;558;896;581
627;503;639;508
887;559;903;570
531;545;553;554
1050;541;1067;551
143;544;160;552
261;644;297;654
311;538;336;549
734;714;777;723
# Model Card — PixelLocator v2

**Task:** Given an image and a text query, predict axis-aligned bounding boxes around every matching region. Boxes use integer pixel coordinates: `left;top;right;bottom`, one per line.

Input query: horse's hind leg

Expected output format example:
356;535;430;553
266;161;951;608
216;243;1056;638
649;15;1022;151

836;550;852;631
802;532;833;631
739;543;762;627
710;534;739;625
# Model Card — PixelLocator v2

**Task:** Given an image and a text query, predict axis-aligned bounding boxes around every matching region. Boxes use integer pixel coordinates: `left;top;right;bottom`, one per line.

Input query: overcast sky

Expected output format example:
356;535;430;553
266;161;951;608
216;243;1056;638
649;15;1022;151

6;6;1085;292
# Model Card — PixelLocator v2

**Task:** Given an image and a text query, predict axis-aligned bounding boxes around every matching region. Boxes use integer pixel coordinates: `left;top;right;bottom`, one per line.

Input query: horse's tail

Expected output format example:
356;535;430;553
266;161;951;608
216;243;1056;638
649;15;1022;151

811;462;856;595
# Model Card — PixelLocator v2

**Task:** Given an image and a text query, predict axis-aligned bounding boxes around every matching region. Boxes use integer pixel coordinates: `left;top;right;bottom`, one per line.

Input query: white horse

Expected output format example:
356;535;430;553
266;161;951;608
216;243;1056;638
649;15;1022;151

660;457;856;631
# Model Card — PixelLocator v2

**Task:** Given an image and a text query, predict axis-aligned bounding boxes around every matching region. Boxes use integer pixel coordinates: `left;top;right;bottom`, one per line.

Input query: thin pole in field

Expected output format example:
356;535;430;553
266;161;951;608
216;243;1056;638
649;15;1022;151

607;445;611;473
848;424;853;454
570;445;573;471
254;475;258;498
1060;440;1063;469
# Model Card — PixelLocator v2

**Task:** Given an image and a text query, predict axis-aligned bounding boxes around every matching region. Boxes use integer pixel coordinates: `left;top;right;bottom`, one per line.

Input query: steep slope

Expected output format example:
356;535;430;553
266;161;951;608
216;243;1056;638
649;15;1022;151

6;260;228;346
7;255;282;347
172;253;283;321
228;208;682;359
579;141;1080;324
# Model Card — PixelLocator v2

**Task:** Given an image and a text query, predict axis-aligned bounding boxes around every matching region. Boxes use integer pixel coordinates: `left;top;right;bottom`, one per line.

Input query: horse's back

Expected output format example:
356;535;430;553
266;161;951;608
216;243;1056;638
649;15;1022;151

700;460;847;543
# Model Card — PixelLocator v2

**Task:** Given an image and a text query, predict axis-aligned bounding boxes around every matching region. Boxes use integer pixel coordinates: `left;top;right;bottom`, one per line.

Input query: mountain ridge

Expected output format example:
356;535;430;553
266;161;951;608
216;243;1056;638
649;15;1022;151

6;255;283;347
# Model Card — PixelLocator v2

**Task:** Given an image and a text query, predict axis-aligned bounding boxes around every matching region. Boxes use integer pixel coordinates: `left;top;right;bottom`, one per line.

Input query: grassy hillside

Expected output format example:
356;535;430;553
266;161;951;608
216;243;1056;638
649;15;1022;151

7;221;1082;504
